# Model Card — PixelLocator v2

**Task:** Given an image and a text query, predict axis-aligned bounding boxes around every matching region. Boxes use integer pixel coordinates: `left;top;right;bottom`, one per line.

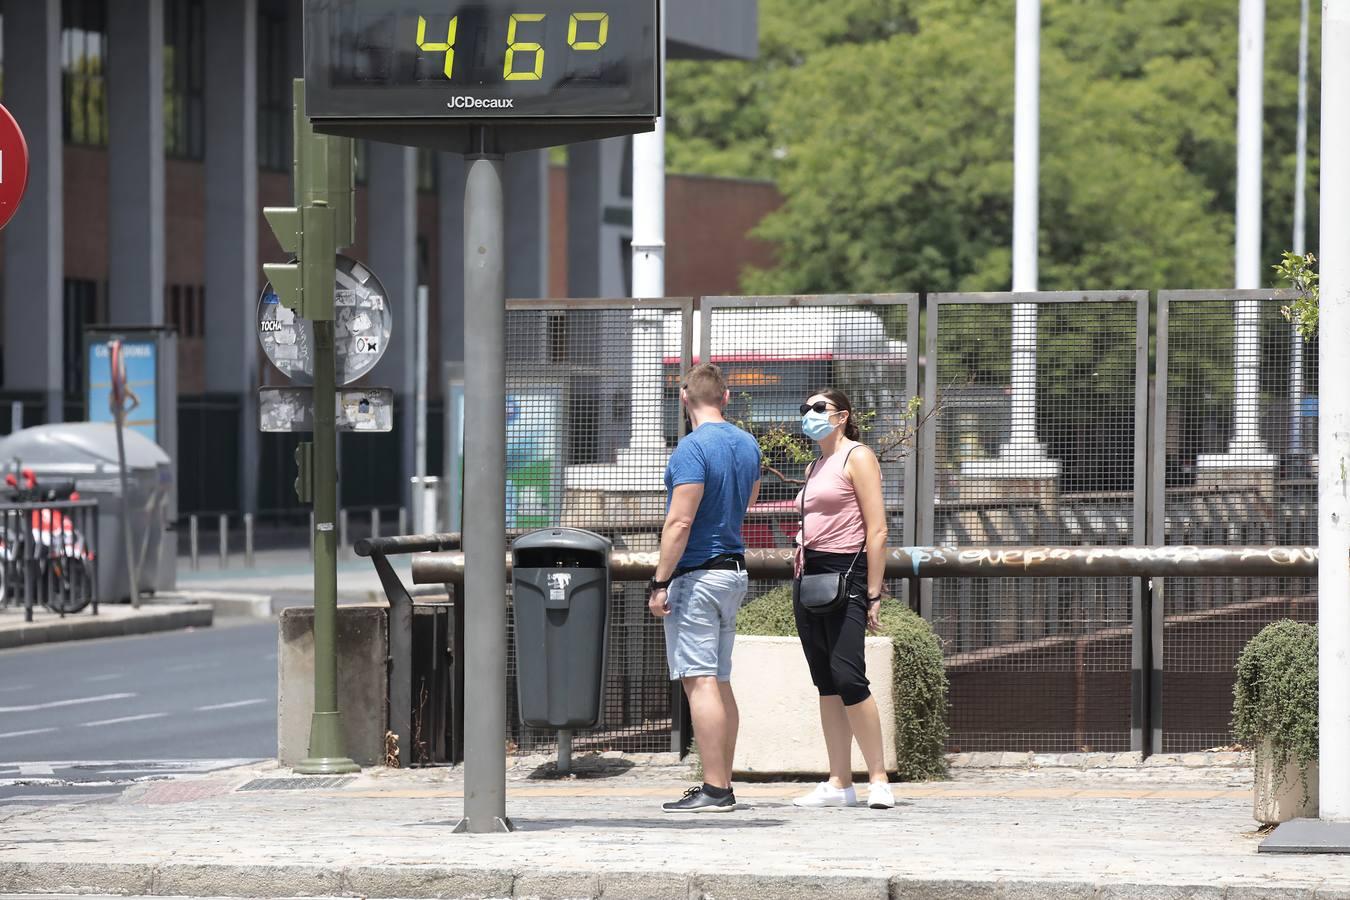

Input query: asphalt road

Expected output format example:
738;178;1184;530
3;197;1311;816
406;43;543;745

0;620;277;804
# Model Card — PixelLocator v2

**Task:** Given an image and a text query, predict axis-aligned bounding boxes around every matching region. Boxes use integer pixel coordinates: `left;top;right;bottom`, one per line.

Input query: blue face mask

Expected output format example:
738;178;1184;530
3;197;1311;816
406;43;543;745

801;410;836;441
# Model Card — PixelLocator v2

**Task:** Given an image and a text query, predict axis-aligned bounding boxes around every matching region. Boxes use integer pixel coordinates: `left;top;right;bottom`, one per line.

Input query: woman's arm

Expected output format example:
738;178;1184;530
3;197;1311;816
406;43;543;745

846;445;888;610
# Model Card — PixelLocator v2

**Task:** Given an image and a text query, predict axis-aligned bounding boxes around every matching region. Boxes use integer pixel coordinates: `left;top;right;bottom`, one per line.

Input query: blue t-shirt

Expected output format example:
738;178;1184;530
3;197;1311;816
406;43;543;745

664;421;761;570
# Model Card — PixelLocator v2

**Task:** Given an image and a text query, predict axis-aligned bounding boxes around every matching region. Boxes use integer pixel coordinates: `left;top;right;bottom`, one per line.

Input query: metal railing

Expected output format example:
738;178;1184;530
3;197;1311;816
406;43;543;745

0;499;99;622
402;542;1316;759
354;532;463;767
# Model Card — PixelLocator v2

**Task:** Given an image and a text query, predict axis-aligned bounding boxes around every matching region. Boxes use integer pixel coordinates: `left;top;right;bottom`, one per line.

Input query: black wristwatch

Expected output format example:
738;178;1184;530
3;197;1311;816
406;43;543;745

649;577;671;593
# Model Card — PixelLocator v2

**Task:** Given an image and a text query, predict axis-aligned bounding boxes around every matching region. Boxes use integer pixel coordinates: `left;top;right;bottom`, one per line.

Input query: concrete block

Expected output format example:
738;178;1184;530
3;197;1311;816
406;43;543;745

153;862;343;897
599;870;691;899
997;881;1096;899
515;870;602;898
278;604;389;767
1096;884;1225;900
0;861;153;895
731;635;895;775
1227;887;1315;900
344;864;516;898
1254;740;1318;824
890;877;1000;899
693;873;889;900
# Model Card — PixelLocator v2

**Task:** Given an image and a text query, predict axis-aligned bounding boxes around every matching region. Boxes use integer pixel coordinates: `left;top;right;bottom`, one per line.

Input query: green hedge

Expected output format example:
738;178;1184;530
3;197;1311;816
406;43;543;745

737;585;949;781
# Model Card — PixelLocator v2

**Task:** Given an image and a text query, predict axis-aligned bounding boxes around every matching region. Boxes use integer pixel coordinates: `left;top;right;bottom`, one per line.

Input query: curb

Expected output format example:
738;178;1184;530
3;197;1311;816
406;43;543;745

0;605;213;650
947;751;1253;770
0;861;1325;899
160;590;275;618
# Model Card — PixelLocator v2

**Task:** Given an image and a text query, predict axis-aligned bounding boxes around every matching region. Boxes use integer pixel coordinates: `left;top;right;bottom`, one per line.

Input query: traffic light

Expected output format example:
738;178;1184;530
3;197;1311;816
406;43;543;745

262;204;336;321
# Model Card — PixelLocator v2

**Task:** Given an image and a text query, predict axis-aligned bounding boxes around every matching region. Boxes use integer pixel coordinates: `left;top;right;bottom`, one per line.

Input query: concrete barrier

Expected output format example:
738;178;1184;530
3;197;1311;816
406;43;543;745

277;604;389;767
730;635;897;776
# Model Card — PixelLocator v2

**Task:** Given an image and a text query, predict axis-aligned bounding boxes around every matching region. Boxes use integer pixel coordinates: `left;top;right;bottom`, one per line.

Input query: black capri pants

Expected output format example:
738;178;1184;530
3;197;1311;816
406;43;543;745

793;548;871;707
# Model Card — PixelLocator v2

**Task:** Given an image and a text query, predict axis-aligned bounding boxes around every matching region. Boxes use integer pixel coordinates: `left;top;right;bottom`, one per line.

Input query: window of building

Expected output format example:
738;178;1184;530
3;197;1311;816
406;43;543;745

164;0;205;159
62;0;108;147
165;284;205;339
257;6;290;171
62;279;106;400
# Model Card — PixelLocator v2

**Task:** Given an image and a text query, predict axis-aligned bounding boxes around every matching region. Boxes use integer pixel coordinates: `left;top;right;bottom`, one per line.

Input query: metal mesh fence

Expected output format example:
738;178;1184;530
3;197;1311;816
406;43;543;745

501;300;689;754
703;296;919;610
483;291;1310;759
922;294;1147;753
1155;292;1317;752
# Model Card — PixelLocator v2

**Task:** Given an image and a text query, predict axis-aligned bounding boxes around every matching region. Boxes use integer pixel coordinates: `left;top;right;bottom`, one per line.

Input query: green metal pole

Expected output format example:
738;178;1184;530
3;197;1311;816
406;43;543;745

292;78;357;775
297;310;356;773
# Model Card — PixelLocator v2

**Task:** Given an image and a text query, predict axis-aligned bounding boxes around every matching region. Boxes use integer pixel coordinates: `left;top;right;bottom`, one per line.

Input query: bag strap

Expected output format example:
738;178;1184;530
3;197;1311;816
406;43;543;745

800;443;862;556
798;458;816;551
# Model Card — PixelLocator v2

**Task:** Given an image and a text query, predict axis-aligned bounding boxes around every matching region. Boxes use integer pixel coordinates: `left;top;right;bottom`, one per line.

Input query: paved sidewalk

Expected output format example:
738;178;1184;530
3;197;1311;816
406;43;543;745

1;757;1347;898
0;602;211;649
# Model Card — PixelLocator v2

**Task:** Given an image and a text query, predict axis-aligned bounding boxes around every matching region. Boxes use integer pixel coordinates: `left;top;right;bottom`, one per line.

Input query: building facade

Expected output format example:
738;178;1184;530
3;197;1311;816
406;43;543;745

0;0;761;517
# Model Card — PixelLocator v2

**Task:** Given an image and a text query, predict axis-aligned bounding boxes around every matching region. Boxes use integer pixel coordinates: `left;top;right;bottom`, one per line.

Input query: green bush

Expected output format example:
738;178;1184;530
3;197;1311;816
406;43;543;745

737;586;950;781
1233;620;1318;803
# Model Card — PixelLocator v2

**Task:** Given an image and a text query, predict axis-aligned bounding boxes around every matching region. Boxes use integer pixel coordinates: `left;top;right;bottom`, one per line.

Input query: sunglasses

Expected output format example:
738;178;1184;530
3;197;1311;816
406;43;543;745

800;401;839;415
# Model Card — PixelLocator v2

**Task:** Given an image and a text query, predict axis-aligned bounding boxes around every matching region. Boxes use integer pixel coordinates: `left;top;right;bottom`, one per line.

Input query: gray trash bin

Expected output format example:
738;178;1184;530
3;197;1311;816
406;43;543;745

511;527;612;730
0;423;174;602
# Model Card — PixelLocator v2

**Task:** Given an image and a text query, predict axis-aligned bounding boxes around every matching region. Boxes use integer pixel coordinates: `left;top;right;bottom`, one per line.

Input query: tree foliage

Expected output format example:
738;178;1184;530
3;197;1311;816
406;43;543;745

666;0;1321;294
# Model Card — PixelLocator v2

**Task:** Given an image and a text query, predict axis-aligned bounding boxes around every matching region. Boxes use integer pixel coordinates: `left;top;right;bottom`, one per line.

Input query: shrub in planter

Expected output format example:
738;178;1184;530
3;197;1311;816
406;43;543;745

737;586;949;781
1232;619;1318;810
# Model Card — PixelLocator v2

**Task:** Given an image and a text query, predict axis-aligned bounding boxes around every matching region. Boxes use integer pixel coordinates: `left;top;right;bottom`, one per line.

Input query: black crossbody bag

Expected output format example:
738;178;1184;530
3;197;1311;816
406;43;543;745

794;450;864;617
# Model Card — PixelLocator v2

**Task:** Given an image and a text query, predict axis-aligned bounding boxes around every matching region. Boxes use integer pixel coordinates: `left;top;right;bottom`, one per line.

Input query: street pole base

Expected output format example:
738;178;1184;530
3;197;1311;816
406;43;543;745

294;756;361;775
296;711;360;775
1260;818;1350;853
452;816;515;834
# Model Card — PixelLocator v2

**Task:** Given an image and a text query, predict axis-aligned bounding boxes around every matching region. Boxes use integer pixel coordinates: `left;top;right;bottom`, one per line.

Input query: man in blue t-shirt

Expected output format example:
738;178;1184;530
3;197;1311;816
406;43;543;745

648;363;761;813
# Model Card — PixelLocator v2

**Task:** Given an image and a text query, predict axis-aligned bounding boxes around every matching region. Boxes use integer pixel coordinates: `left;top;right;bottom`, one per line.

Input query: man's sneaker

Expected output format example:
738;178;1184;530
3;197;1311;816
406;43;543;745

867;781;895;809
792;782;857;808
662;785;736;813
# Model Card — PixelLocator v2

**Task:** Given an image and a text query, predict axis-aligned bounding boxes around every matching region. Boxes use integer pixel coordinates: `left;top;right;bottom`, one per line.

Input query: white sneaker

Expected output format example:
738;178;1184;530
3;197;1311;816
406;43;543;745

867;781;895;809
792;782;856;808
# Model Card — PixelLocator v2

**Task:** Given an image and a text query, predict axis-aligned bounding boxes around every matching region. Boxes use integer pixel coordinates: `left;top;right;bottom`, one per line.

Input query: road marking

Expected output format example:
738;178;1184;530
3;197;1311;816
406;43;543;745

165;662;218;673
196;698;268;711
0;683;33;693
0;692;135;714
0;727;57;740
17;763;55;776
83;673;125;683
79;712;167;728
0;793;113;804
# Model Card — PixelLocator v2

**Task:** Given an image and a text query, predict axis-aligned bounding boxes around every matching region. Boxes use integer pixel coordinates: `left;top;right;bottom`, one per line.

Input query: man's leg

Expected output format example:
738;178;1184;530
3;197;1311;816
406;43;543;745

718;681;739;780
712;570;748;781
683;675;731;789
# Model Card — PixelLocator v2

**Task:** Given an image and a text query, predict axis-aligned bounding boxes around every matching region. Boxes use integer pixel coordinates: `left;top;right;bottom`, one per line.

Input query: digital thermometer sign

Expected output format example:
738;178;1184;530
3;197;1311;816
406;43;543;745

304;0;659;122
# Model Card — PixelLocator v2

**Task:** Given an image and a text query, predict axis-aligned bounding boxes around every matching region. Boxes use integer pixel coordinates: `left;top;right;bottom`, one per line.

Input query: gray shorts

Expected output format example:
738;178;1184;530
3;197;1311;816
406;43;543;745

663;568;749;682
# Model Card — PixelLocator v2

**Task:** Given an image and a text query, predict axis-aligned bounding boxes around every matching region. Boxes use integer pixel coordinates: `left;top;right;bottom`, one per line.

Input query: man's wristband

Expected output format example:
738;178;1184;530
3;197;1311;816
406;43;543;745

649;577;671;593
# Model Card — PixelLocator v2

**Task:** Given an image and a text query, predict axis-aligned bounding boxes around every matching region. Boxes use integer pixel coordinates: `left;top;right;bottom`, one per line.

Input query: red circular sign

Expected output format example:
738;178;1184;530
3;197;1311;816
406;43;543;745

0;103;29;232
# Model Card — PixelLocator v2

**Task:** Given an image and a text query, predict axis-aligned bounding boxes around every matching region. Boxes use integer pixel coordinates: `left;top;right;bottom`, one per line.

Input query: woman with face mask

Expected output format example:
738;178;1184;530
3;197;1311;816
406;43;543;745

791;388;894;810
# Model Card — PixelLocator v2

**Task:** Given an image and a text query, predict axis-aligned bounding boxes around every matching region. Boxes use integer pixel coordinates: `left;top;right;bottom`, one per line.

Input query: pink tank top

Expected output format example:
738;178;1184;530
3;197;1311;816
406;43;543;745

795;443;869;557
